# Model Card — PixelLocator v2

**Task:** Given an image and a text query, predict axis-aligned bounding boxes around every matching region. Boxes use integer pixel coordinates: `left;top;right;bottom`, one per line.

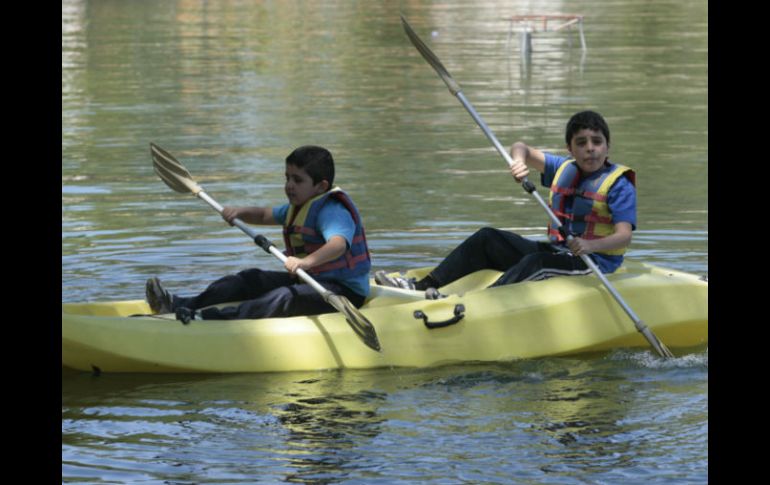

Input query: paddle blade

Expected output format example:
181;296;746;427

150;143;203;195
400;15;462;95
326;294;381;352
641;327;676;358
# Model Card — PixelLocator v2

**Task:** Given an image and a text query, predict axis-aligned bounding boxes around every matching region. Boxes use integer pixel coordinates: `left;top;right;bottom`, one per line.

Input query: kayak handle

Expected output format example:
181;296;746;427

414;304;465;329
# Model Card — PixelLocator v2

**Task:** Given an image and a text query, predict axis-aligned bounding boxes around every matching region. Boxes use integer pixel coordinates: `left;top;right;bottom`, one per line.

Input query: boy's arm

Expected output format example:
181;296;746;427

284;236;347;274
567;222;633;256
221;206;276;225
509;142;546;181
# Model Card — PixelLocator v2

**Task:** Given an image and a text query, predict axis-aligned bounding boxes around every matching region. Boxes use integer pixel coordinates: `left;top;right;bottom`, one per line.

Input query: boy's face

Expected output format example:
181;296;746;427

284;163;328;206
567;128;609;174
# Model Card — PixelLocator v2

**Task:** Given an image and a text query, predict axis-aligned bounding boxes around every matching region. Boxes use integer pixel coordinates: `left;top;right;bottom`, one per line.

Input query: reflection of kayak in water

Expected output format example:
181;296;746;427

62;261;707;374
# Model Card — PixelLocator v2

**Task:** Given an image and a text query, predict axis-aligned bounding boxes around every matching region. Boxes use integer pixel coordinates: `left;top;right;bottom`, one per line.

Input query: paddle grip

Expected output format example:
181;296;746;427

521;179;536;193
253;234;274;253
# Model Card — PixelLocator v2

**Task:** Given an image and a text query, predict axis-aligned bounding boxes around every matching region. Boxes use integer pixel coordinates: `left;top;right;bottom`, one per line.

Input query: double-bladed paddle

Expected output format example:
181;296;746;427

150;143;381;352
400;16;674;358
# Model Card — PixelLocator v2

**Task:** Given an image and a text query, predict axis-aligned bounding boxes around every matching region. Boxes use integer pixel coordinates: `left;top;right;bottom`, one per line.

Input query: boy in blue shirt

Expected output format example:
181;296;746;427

377;111;636;292
146;145;371;322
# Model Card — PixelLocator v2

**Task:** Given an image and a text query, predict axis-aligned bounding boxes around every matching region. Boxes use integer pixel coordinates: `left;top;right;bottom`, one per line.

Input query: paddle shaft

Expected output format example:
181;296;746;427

196;191;334;298
456;92;557;224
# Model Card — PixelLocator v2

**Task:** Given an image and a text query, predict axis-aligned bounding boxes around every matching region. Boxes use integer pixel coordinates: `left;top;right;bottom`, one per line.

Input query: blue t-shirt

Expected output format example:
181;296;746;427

273;199;370;297
542;153;637;273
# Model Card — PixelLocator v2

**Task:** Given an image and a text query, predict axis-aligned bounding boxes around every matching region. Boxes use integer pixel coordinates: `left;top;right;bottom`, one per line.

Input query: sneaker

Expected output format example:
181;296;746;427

398;277;417;290
424;287;447;300
374;270;397;287
374;270;417;290
145;277;173;314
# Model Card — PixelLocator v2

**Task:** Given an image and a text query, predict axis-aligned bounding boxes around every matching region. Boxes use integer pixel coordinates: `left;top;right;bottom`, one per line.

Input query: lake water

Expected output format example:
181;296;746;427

62;0;707;482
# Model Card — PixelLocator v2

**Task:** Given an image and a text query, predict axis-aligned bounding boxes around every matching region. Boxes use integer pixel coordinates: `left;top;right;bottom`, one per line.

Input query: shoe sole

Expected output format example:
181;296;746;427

146;278;172;314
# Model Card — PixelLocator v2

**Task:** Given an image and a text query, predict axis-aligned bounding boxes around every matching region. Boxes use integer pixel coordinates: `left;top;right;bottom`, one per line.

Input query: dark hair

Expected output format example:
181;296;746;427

285;145;335;187
565;111;610;146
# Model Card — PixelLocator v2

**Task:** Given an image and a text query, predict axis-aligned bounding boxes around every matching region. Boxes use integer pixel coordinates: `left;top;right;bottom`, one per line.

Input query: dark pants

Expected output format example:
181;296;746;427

171;269;365;320
429;227;591;288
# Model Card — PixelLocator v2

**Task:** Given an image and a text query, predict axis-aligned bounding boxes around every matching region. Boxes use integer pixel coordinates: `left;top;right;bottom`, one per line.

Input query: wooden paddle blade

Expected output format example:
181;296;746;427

326;294;381;352
400;15;462;95
150;143;203;195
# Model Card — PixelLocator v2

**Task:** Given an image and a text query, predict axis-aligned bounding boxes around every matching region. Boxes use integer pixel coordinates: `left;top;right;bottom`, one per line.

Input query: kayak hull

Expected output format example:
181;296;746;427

62;262;708;373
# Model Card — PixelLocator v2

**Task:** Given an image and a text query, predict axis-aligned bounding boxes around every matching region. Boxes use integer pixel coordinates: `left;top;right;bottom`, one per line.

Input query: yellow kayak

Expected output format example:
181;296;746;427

62;261;707;373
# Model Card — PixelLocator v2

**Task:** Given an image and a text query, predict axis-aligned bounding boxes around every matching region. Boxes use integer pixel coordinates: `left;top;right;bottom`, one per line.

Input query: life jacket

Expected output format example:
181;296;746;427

282;187;371;278
548;160;636;256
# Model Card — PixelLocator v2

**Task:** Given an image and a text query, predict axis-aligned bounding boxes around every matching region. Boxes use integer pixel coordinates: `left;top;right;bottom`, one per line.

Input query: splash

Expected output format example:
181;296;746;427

607;347;708;369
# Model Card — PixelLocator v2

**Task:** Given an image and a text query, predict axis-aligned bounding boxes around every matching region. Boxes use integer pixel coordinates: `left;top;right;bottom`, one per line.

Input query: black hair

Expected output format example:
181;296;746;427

565;111;610;146
285;145;335;187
